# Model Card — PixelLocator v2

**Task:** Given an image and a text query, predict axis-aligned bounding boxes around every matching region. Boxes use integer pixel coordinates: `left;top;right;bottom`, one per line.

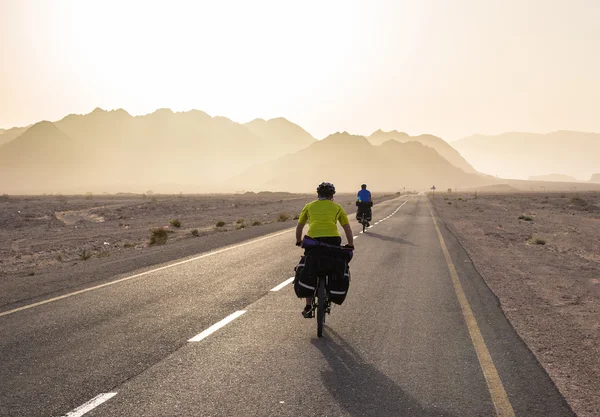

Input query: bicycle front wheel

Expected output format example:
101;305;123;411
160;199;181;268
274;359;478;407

317;277;326;337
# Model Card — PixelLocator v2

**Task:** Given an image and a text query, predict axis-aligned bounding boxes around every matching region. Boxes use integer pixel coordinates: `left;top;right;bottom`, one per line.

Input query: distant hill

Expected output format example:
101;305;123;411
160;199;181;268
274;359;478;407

0;108;316;194
0;125;29;146
367;130;476;173
244;117;315;157
453;131;600;180
590;174;600;183
529;174;580;182
231;133;494;192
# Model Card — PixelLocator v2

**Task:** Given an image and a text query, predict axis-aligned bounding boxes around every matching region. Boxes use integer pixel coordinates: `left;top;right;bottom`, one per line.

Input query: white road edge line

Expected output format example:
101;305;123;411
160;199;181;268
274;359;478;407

62;392;117;417
188;310;246;342
0;229;294;318
270;277;295;292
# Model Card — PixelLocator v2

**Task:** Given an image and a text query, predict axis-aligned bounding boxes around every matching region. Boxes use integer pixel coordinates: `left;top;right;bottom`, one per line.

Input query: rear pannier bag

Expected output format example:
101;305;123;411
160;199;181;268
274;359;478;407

327;258;351;305
293;254;351;305
294;255;317;298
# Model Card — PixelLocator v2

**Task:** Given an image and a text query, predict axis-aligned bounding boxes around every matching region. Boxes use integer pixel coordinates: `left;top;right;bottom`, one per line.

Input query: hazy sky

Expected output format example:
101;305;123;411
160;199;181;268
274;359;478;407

1;0;599;140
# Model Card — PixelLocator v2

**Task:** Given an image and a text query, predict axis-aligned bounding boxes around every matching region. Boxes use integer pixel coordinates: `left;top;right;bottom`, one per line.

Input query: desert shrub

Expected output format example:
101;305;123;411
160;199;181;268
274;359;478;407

293;214;300;220
444;197;449;200
96;251;111;258
236;218;244;224
56;253;63;262
570;196;588;206
150;228;168;245
447;201;452;205
458;197;463;201
216;220;226;228
1;194;10;201
85;192;93;200
191;229;199;236
278;213;290;222
518;215;533;221
79;248;93;260
170;219;182;228
236;223;246;229
124;242;135;248
28;271;35;276
531;237;546;245
252;221;262;226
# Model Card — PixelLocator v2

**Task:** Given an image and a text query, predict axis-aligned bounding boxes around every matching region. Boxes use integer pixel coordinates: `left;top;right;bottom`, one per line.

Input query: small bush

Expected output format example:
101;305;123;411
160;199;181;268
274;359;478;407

236;219;244;224
150;228;168;245
458;197;463;201
79;249;92;260
170;219;182;228
293;214;300;220
237;223;246;229
191;229;199;236
56;253;63;262
252;221;262;226
28;271;35;276
531;237;546;245
216;220;226;228
444;197;449;200
447;201;452;205
1;194;10;201
278;213;290;222
85;192;93;200
518;215;533;221
96;251;111;258
570;196;588;206
124;243;135;248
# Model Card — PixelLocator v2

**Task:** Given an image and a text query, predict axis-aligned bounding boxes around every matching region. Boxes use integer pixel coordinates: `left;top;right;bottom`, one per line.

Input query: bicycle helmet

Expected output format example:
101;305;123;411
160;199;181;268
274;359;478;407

316;181;336;197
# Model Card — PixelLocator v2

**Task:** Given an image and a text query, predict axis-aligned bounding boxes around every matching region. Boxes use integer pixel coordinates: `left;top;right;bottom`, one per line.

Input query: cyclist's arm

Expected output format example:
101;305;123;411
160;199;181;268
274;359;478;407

295;223;304;243
342;223;354;246
296;206;309;243
338;208;353;246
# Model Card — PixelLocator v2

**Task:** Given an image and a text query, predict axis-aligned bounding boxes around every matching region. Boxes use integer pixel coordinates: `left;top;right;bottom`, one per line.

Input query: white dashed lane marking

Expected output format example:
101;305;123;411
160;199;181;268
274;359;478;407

188;311;247;342
61;392;117;417
270;277;295;292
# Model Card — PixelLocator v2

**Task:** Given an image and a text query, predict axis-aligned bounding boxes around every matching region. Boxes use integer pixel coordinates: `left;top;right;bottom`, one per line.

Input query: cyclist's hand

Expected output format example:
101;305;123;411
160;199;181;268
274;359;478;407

295;241;302;247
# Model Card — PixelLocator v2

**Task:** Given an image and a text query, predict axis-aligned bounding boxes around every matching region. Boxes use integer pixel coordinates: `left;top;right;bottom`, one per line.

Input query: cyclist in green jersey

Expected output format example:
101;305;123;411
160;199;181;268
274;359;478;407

295;182;354;317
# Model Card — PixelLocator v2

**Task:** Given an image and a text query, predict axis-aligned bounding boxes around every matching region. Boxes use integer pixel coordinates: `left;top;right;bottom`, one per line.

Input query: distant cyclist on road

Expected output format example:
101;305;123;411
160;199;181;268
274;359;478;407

356;184;373;227
295;182;354;318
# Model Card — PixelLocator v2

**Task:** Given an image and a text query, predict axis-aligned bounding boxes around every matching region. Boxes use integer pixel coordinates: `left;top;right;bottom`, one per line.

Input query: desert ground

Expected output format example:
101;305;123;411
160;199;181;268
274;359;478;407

431;191;600;417
0;192;398;309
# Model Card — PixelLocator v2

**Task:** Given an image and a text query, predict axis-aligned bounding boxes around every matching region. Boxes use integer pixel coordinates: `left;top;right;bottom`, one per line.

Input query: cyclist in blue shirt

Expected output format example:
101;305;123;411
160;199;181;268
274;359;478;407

356;184;373;226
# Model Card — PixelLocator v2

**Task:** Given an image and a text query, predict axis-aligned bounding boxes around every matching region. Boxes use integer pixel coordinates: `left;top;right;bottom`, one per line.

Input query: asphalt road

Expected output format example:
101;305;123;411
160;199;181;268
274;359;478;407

0;195;574;417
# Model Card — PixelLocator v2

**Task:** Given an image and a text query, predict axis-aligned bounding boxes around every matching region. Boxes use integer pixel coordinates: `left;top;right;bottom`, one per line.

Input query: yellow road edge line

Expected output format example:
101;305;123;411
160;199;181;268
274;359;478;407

427;201;516;417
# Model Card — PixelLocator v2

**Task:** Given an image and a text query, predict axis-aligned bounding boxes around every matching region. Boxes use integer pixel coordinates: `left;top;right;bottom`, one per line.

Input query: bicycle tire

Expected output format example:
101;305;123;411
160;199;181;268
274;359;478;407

317;277;326;337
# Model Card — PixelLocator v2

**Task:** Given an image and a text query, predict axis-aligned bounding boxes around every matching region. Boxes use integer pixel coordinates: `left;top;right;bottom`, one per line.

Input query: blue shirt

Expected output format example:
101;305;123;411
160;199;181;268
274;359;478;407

357;189;371;202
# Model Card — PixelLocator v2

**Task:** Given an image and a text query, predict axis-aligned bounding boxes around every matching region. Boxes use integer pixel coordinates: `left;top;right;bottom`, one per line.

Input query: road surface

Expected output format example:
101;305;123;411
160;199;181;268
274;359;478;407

0;195;574;416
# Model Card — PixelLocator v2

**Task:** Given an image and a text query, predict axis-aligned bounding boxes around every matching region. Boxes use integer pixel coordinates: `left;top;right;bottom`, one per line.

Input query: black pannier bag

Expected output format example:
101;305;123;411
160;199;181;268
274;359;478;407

327;257;351;305
293;252;351;305
294;255;317;298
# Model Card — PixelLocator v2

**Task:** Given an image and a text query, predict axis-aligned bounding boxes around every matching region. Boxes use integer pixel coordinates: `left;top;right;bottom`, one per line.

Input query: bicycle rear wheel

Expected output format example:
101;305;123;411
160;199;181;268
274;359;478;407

317;277;326;337
362;217;367;233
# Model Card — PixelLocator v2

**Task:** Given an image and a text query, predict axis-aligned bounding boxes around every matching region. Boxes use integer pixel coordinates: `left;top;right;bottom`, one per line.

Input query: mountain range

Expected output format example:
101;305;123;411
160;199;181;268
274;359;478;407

0;108;315;193
232;132;493;192
453;131;600;181
367;130;476;174
2;108;599;193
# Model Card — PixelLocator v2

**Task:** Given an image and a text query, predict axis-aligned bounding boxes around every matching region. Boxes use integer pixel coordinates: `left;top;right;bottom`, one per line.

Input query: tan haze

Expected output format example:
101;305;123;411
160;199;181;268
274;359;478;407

0;1;599;193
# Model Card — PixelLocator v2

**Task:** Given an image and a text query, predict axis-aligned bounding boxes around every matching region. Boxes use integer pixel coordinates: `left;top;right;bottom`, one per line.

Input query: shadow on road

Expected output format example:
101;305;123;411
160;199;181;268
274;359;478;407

312;328;456;417
364;232;417;247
